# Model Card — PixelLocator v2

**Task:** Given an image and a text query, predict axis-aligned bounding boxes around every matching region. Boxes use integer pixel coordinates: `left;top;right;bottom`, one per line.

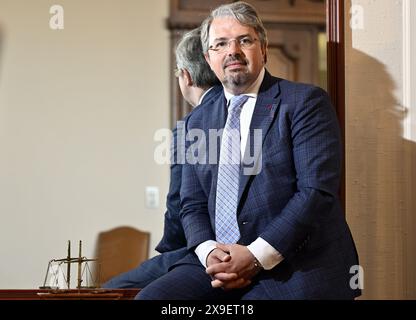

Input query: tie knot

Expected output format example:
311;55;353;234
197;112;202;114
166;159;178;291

229;95;249;113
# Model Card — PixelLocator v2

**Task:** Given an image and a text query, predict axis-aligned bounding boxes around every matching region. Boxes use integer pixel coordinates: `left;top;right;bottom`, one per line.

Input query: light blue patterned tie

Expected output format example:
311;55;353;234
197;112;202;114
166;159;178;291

215;95;249;244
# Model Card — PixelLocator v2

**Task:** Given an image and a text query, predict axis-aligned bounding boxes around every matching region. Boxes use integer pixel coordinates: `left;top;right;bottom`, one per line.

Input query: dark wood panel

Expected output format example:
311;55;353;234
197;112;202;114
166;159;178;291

168;0;325;30
266;25;321;84
0;289;140;300
176;0;228;11
247;0;325;24
327;0;345;212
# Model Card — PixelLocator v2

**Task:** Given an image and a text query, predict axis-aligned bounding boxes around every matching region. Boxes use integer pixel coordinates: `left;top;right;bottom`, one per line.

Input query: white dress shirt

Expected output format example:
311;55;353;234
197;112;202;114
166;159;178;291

195;68;284;270
198;87;214;105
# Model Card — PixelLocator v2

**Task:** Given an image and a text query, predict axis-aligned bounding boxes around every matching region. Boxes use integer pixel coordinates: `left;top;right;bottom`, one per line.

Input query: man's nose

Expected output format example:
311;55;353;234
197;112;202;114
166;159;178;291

227;39;243;55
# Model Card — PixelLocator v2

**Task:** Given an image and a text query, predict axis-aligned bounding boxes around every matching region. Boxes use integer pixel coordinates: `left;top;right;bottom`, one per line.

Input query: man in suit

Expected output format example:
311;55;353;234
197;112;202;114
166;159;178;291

102;28;221;289
136;1;361;299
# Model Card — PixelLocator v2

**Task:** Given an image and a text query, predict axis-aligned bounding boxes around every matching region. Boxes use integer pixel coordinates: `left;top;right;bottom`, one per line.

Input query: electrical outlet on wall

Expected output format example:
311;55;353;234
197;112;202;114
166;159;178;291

145;186;159;209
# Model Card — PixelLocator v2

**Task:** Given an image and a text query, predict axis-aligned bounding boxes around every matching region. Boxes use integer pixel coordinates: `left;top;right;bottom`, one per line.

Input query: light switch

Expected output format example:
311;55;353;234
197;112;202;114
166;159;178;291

145;186;159;209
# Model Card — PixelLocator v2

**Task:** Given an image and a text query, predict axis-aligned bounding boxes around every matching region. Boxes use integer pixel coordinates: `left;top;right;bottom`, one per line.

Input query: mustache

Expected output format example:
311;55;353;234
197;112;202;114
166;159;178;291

223;56;248;68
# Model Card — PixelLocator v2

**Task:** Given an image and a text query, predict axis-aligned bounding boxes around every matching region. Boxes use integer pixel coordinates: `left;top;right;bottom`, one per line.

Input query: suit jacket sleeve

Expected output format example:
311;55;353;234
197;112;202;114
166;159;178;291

259;86;343;260
179;115;216;249
155;127;187;253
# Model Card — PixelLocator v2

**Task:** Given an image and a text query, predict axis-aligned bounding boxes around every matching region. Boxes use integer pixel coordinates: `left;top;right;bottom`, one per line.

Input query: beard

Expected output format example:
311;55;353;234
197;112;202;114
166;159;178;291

223;68;250;88
222;55;252;91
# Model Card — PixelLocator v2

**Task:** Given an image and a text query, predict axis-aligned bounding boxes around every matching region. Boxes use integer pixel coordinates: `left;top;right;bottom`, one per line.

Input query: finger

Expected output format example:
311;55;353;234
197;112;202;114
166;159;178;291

207;249;229;266
221;254;231;262
207;256;223;265
213;249;231;263
216;243;231;253
212;278;244;290
222;278;245;289
206;263;229;275
212;272;238;281
211;279;224;288
223;279;252;290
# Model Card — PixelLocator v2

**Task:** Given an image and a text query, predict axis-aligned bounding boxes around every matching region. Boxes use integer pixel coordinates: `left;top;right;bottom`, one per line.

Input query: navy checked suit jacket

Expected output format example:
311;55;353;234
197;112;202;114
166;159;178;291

155;85;223;253
179;70;361;299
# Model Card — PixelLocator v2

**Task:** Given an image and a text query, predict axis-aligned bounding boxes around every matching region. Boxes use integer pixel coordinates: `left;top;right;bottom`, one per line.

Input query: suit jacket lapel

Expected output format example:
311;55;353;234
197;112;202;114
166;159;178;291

238;71;282;203
203;92;227;172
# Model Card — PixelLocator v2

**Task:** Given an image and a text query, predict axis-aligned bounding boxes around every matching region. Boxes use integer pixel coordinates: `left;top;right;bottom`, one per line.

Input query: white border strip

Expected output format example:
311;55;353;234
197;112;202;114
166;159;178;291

403;0;416;141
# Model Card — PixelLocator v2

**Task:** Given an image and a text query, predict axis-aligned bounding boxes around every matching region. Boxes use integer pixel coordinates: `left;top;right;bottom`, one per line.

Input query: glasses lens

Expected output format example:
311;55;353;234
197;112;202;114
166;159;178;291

209;38;257;53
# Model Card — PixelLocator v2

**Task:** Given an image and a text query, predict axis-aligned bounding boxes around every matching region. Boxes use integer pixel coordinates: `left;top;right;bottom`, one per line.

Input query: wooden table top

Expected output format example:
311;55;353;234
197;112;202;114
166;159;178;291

0;288;140;300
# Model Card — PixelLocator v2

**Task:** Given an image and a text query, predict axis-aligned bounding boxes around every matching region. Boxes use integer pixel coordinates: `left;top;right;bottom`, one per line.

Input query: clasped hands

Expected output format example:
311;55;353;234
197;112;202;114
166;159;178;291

206;243;262;290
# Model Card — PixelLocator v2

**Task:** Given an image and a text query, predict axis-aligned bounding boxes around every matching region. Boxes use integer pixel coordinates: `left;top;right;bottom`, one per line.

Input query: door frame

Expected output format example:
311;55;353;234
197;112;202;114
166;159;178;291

327;0;346;210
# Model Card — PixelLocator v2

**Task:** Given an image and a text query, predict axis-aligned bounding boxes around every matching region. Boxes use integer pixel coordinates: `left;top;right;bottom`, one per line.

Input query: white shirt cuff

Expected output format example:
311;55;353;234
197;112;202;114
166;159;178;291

195;240;218;268
247;237;284;270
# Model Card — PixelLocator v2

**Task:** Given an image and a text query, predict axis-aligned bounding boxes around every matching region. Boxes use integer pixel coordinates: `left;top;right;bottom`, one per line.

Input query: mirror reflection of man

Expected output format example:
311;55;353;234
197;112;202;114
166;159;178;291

102;28;221;289
137;1;360;300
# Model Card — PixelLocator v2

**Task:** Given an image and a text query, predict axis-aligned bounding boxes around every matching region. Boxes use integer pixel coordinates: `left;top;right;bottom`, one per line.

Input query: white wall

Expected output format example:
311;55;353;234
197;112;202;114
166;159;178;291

0;0;170;288
345;0;416;299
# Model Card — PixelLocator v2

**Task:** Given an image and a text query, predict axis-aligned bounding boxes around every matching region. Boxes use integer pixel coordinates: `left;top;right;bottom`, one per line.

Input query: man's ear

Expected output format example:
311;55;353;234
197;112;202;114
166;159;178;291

182;69;193;86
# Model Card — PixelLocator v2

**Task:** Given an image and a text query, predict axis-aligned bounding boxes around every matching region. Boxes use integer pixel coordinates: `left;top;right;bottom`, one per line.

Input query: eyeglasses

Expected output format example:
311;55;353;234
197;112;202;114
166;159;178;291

208;36;258;53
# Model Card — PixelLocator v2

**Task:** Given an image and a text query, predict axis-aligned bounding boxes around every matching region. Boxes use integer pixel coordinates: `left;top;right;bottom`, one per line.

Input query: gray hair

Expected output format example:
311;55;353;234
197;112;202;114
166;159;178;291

175;28;219;88
200;1;268;54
